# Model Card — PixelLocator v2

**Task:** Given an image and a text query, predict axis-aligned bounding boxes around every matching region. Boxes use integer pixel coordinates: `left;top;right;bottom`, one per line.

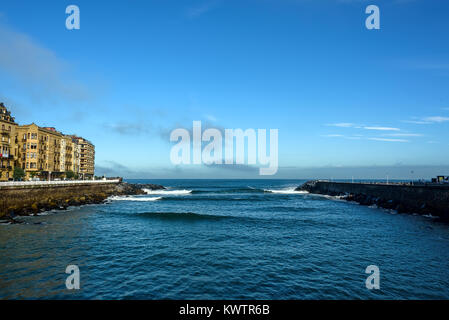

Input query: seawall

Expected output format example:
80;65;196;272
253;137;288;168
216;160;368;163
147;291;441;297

0;180;142;220
298;180;449;220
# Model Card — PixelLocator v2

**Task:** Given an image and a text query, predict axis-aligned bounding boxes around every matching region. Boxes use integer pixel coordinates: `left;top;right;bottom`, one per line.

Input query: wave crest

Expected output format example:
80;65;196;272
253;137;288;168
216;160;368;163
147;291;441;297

108;195;163;202
264;188;309;194
143;189;192;195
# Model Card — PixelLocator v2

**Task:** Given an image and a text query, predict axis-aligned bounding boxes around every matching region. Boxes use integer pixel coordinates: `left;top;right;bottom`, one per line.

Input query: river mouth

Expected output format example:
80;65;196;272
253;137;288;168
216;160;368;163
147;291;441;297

1;179;449;300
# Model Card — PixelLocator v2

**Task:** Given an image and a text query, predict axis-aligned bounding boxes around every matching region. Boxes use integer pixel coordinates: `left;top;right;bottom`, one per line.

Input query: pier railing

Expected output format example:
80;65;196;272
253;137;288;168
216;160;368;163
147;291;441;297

0;179;120;188
314;179;449;188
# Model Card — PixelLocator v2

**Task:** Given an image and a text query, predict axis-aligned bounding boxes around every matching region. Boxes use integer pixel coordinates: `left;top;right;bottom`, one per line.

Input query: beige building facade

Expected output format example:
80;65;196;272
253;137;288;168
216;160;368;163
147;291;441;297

0;103;95;181
71;136;95;179
0;103;18;181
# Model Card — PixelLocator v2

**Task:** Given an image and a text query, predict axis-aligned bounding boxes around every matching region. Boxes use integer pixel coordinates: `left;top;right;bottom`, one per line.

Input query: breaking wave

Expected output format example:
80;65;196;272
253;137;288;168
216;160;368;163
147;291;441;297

264;188;309;194
143;189;192;195
108;195;163;202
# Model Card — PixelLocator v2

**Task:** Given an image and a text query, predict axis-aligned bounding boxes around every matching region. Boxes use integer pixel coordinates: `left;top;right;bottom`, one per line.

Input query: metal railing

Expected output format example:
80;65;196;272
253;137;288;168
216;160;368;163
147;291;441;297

0;179;120;187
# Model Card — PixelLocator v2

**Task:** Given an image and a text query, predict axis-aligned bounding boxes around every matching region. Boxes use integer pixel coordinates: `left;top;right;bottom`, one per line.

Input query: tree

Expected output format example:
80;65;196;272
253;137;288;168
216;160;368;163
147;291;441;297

65;170;75;180
29;171;39;179
13;167;25;181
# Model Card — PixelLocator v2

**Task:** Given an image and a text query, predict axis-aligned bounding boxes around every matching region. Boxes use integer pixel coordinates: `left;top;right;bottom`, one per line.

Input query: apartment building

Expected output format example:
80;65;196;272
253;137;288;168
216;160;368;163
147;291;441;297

71;136;95;179
0;102;95;181
0;103;18;181
15;125;62;180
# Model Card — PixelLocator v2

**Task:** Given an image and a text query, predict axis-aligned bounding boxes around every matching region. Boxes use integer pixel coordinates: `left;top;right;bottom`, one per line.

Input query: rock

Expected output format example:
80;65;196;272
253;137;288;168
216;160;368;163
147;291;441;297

31;203;39;213
0;181;166;219
111;182;164;196
134;183;165;191
296;180;449;221
1;214;23;224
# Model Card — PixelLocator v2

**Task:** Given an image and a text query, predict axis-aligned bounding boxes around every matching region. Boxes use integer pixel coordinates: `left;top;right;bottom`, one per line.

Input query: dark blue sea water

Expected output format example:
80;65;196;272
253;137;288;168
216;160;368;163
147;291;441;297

1;179;449;299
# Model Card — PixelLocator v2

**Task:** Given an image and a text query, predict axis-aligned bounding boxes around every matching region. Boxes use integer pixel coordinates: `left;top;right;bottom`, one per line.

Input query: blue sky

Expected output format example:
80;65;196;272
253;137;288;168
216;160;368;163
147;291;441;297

0;0;448;179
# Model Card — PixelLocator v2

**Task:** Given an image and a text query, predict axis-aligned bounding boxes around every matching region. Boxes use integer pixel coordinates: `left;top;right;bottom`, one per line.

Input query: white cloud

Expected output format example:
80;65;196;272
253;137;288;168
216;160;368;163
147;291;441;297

0;23;90;103
422;116;449;123
402;120;432;124
363;126;401;131
403;116;449;124
326;123;402;131
383;133;423;137
325;122;356;128
321;134;364;140
368;138;409;143
322;134;344;137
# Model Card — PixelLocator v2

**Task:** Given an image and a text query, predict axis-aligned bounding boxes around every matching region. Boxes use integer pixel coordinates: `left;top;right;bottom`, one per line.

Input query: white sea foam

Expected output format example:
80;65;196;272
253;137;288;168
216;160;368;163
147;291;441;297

264;188;309;194
322;194;345;200
37;211;54;216
108;195;163;202
142;189;192;195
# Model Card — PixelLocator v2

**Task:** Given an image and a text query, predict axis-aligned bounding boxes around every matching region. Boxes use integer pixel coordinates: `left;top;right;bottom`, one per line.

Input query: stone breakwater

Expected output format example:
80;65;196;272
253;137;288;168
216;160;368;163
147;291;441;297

0;181;164;223
297;180;449;221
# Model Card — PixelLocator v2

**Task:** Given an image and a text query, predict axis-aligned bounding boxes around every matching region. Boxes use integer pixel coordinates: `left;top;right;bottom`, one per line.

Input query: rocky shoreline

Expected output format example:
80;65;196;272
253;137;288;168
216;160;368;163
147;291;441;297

297;180;449;221
0;182;165;224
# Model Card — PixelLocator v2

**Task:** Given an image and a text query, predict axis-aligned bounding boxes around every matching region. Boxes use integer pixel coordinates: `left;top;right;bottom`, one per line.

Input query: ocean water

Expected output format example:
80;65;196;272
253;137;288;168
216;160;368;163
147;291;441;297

1;179;449;300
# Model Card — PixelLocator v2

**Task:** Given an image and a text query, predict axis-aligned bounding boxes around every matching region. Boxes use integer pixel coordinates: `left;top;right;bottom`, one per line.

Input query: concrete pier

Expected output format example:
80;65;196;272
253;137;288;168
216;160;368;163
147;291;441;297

298;180;449;220
0;180;122;219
